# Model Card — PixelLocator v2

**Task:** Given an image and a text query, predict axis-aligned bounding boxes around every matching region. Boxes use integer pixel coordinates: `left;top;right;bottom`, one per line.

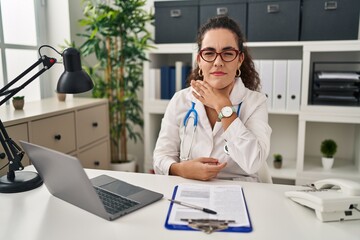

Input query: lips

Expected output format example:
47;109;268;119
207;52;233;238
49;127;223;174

211;71;226;76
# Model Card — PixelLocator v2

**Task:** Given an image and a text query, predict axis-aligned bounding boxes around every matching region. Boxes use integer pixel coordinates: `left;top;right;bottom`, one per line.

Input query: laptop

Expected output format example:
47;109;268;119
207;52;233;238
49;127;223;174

20;141;163;221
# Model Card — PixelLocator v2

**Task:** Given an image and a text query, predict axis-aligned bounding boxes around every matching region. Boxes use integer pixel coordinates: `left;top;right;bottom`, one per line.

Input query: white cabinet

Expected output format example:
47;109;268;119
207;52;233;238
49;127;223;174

143;41;360;185
0;98;110;177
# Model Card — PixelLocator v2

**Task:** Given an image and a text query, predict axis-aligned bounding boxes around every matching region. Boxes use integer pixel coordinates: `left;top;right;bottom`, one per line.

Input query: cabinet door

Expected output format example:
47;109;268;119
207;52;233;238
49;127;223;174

77;104;108;148
0;123;29;176
78;140;109;169
31;113;76;153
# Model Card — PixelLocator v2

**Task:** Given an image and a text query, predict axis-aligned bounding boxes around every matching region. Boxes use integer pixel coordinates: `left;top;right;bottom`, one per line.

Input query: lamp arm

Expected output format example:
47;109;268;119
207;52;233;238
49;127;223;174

0;55;56;180
0;55;57;106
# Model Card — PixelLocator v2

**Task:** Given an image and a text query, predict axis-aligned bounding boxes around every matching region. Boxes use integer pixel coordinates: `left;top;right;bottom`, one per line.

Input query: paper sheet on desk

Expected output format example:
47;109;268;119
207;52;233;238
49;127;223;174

167;184;250;228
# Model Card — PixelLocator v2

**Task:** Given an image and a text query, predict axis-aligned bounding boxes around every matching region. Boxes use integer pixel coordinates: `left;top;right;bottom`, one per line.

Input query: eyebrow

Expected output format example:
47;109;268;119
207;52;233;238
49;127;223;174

202;46;237;51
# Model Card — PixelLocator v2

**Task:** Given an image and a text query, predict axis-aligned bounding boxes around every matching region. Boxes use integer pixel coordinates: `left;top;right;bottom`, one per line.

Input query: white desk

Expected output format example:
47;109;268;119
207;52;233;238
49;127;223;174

0;166;359;240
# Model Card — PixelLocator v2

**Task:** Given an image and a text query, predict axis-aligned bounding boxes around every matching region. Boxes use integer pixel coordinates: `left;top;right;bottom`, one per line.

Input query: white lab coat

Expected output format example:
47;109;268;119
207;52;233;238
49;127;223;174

153;78;272;182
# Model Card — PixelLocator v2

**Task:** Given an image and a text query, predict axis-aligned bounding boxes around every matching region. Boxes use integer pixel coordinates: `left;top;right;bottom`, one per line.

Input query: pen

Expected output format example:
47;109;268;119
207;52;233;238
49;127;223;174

167;199;217;215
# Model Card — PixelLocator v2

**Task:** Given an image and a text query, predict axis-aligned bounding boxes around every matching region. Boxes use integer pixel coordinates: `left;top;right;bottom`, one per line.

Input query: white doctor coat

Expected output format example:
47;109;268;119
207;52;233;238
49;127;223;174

153;78;272;181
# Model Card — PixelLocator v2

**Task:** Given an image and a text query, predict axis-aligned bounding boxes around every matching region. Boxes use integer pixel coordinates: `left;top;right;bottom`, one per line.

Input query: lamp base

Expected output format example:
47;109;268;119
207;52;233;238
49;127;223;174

0;171;43;193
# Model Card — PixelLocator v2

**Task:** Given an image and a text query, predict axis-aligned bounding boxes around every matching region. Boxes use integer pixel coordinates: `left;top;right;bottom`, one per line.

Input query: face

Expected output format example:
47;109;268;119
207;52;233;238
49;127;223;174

197;28;244;90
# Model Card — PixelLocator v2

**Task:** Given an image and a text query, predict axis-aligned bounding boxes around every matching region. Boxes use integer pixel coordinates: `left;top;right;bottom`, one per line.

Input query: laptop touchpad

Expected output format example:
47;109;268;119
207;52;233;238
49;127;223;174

100;180;143;197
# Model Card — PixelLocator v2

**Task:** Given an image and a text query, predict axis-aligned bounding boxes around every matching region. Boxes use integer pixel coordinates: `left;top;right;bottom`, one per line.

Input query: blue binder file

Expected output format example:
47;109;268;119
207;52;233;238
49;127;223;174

165;184;253;233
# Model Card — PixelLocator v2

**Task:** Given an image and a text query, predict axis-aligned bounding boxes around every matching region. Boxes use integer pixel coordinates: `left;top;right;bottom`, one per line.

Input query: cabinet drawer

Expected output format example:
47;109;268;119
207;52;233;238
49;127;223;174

31;113;76;153
78;140;109;169
77;104;108;148
0;123;29;176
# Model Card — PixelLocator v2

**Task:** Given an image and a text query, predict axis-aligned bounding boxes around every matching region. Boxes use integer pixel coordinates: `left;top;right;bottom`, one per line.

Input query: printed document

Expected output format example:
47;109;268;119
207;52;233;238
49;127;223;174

167;184;250;227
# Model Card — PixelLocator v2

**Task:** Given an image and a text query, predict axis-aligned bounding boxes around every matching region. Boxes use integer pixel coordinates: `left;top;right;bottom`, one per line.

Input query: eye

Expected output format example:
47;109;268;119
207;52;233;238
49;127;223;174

203;51;216;56
223;51;235;56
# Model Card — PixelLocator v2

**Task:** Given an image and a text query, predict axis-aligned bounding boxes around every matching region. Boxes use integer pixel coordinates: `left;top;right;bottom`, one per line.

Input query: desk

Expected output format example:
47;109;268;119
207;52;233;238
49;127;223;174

0;166;359;240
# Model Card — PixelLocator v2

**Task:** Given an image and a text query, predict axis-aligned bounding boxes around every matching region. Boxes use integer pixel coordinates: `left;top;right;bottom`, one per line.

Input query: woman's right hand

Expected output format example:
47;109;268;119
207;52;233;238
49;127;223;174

169;158;227;181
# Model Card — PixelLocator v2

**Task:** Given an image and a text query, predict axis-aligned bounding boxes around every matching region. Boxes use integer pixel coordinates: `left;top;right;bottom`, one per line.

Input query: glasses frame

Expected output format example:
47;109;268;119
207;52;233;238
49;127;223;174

199;49;242;63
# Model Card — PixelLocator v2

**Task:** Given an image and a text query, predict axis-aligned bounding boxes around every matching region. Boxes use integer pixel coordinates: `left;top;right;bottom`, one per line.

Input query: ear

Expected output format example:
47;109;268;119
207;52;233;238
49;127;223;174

238;53;245;68
196;54;201;68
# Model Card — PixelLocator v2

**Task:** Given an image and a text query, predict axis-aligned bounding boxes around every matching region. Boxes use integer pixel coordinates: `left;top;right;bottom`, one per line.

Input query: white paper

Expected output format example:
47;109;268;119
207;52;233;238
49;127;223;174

318;72;360;80
167;184;250;227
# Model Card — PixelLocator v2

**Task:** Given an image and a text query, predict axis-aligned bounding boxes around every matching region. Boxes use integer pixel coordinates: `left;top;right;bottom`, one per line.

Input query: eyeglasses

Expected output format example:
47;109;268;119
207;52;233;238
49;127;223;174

199;49;241;63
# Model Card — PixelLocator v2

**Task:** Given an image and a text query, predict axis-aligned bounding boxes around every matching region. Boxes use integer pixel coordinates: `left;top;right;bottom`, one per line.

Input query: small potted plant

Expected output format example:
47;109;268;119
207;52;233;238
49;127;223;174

320;139;337;170
273;153;283;169
12;96;25;110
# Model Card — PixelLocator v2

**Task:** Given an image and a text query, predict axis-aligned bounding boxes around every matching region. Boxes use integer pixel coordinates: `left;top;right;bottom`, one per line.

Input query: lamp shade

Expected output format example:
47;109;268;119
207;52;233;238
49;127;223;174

56;48;94;93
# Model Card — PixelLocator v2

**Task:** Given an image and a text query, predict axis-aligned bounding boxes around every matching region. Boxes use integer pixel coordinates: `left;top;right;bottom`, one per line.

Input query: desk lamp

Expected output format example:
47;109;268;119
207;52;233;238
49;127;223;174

0;45;94;193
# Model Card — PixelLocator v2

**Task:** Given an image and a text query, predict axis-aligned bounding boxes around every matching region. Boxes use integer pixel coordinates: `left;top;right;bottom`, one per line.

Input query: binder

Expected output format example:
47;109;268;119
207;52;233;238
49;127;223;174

160;66;175;99
286;60;302;111
273;60;287;111
165;184;253;233
259;60;273;110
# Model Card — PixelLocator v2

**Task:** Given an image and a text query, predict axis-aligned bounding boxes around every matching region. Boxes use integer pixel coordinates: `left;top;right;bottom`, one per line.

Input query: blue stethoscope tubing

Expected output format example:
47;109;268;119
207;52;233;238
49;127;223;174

180;101;242;161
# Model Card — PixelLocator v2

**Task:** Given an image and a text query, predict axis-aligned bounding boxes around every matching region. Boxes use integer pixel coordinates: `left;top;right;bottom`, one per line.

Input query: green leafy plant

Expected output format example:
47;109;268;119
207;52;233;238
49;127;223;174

78;0;154;163
12;96;24;100
273;154;283;162
320;139;337;158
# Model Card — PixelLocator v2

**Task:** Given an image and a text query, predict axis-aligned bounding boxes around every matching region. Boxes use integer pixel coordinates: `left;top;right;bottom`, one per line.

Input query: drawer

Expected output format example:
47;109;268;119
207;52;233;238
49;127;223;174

300;0;360;41
155;0;199;43
31;112;76;153
247;0;301;42
77;104;108;148
199;0;247;35
78;140;109;169
0;123;29;176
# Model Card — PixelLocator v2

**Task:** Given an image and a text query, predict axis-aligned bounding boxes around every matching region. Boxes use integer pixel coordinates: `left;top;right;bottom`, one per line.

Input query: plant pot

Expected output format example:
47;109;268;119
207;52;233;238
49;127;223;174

12;99;24;110
273;161;282;169
321;157;334;170
57;93;66;102
110;154;137;172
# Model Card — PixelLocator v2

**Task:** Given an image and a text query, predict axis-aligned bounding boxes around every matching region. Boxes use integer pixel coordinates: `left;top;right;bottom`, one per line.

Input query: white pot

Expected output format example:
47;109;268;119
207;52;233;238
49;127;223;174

110;154;137;172
321;157;334;170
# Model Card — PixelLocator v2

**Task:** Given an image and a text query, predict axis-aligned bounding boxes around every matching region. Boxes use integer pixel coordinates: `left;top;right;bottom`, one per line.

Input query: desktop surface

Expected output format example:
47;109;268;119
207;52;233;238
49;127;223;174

0;166;359;240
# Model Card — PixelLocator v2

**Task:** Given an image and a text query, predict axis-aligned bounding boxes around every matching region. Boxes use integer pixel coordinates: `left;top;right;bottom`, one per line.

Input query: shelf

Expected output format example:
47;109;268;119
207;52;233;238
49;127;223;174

267;159;297;180
303;156;360;179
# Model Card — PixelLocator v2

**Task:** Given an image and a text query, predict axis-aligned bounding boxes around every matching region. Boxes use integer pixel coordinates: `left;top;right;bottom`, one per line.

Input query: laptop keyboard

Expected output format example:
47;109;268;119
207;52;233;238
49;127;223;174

94;187;139;215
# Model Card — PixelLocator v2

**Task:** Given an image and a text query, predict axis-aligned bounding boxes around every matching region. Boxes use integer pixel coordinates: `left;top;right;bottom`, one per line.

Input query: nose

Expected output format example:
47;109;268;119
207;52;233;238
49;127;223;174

213;53;224;67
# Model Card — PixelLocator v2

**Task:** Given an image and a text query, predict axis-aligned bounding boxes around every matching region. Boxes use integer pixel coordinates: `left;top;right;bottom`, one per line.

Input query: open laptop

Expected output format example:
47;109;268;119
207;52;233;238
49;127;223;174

20;141;163;221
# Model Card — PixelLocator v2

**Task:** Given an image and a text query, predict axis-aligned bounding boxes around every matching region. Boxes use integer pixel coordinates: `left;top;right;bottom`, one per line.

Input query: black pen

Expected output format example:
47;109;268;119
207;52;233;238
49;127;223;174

167;199;217;215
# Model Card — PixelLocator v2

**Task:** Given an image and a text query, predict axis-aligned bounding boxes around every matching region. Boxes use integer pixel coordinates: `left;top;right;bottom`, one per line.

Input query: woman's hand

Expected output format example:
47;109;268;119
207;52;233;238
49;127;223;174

190;80;232;112
169;158;227;181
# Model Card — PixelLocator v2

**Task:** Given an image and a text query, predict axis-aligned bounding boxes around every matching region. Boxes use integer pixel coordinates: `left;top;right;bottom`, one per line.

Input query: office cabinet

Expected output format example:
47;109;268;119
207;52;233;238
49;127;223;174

0;98;110;175
154;1;199;43
199;0;247;35
301;0;360;41
247;0;301;42
143;40;360;185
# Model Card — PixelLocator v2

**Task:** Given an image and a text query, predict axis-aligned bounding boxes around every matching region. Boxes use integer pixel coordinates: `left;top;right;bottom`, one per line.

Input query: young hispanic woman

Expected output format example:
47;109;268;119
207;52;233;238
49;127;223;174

153;16;272;182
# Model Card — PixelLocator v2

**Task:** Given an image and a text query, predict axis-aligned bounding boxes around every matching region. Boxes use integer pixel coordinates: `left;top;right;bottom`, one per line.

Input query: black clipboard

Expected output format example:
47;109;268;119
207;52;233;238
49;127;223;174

164;185;253;233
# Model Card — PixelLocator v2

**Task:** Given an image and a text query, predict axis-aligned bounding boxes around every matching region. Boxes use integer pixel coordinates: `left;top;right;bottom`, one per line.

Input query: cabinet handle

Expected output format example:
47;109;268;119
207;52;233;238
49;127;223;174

217;7;228;16
325;1;337;10
92;122;98;127
170;9;181;18
267;4;279;13
54;134;61;140
291;95;296;100
94;161;100;166
277;94;282;99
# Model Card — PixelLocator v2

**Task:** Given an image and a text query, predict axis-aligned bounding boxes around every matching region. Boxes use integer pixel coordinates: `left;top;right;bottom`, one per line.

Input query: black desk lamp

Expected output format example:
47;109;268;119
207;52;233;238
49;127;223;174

0;45;93;193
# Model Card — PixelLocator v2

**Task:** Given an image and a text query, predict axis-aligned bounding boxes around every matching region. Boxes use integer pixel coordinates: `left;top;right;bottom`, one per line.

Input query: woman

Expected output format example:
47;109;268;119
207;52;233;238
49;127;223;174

153;16;272;182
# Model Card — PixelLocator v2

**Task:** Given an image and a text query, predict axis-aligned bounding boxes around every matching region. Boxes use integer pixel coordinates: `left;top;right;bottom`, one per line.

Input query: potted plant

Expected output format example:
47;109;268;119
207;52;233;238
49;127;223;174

320;139;337;170
273;153;283;169
78;0;154;171
12;96;25;110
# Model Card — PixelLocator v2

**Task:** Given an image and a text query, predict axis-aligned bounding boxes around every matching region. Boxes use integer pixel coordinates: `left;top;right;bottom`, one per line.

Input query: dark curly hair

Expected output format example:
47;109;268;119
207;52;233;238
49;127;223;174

188;16;260;91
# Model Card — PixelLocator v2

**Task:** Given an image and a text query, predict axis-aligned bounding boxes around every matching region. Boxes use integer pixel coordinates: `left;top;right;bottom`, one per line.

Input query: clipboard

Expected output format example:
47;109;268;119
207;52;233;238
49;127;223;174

165;184;253;233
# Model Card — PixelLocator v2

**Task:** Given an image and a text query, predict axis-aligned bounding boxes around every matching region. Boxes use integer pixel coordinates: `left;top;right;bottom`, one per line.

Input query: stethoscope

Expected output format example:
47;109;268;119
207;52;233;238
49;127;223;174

179;101;242;161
